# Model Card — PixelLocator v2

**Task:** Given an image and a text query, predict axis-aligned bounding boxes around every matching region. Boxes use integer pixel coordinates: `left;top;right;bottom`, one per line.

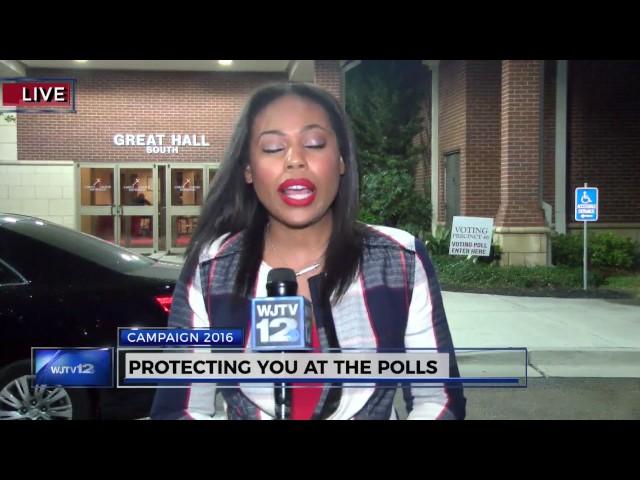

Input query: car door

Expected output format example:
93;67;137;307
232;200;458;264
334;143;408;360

0;259;36;366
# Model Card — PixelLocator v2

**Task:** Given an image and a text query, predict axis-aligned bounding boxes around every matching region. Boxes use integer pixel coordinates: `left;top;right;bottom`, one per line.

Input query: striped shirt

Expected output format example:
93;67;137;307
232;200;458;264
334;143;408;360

150;224;466;420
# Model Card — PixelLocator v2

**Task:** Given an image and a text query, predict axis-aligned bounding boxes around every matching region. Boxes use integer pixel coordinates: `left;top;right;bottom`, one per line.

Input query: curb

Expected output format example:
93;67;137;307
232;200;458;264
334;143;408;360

456;348;640;378
528;348;640;366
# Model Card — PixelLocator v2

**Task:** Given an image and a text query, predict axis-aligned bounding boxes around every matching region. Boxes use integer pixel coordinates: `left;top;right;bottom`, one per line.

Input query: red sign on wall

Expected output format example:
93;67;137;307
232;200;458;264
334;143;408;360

1;78;76;113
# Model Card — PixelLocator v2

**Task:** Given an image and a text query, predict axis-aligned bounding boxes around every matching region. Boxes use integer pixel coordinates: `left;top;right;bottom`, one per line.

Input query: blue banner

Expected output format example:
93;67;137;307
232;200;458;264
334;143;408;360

119;328;244;347
33;348;113;387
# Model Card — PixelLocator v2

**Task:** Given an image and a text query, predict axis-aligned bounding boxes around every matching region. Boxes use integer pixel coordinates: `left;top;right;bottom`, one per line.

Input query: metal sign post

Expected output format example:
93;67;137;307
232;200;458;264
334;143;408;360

575;183;599;291
583;202;587;290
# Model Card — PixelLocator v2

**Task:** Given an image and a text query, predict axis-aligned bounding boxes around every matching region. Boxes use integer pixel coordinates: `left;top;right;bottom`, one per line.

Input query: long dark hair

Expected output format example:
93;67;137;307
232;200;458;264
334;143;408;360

183;82;365;304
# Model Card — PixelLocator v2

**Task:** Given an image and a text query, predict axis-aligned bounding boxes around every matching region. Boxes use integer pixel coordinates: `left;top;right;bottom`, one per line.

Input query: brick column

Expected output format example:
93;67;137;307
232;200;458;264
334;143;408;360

314;60;343;105
494;60;550;266
496;60;545;227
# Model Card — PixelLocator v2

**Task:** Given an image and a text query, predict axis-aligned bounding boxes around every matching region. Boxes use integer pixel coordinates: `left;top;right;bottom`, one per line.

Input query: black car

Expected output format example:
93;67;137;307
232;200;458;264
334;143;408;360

0;213;180;420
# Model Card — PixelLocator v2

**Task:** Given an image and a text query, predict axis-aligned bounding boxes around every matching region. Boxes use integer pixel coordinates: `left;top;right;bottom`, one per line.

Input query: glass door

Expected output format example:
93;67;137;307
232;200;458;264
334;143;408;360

118;165;157;254
166;164;205;253
77;164;117;244
77;163;159;254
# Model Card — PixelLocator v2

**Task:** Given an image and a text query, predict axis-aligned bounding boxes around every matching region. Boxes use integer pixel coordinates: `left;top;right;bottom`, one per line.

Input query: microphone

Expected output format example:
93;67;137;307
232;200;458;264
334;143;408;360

250;268;313;420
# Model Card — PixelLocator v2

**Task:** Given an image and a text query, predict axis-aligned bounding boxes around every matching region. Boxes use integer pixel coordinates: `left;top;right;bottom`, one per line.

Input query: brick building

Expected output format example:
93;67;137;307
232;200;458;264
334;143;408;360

423;60;640;266
1;59;638;264
0;60;343;254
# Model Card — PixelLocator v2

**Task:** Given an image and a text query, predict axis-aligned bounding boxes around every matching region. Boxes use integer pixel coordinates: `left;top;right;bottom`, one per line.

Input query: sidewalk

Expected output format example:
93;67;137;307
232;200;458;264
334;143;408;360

152;253;640;377
443;291;640;378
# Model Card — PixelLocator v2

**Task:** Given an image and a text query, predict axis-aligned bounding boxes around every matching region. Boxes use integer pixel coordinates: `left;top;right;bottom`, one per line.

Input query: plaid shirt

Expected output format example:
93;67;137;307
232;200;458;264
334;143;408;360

150;225;466;420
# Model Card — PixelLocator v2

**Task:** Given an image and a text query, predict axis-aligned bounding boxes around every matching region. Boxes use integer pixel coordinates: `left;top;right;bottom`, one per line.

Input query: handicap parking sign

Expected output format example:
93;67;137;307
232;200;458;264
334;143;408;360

575;187;598;222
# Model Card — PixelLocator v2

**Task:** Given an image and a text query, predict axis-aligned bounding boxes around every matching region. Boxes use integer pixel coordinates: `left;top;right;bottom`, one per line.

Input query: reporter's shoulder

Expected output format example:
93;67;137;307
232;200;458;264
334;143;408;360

362;224;422;253
197;231;243;263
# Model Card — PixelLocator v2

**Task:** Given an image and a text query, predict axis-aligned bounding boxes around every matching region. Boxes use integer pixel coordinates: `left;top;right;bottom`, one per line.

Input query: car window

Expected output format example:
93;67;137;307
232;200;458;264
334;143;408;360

2;219;155;274
0;258;28;286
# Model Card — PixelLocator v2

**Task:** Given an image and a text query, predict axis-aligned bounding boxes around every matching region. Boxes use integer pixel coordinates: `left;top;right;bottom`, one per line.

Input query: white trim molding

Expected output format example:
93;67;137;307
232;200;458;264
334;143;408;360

554;60;568;234
0;60;26;77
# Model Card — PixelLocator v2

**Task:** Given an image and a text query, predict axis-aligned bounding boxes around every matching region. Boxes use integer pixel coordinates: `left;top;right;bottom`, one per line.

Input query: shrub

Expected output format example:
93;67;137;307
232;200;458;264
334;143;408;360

423;226;451;256
551;233;583;267
431;255;605;290
590;232;639;271
551;232;640;272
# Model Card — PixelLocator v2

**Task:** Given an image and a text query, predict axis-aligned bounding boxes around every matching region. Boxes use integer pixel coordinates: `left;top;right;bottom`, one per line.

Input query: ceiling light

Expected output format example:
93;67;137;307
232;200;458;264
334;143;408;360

74;60;89;63
218;60;233;66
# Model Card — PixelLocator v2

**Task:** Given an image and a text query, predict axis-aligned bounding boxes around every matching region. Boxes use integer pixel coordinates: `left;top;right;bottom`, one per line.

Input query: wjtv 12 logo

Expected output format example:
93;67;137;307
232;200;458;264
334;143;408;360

1;78;76;113
50;363;95;375
256;302;300;343
250;298;312;351
32;348;113;387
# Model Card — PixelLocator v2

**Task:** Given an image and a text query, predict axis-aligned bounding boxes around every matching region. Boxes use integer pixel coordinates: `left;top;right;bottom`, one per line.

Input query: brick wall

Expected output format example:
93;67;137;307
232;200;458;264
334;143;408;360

568;60;640;223
17;69;287;163
438;60;501;221
495;60;545;227
464;60;501;218
438;60;466;223
314;60;343;105
0;162;75;227
0;118;17;161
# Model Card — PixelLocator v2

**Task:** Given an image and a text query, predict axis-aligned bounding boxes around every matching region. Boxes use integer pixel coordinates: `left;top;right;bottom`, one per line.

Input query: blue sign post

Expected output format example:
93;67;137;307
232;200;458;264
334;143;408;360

575;184;599;290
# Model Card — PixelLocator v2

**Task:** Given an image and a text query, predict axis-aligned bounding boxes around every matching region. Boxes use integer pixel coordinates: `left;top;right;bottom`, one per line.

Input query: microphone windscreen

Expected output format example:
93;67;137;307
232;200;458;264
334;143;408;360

266;268;298;297
267;268;296;284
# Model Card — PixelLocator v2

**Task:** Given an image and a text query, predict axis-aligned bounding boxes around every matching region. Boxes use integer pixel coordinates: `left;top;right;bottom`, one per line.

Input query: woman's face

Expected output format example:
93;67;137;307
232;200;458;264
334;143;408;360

246;94;344;228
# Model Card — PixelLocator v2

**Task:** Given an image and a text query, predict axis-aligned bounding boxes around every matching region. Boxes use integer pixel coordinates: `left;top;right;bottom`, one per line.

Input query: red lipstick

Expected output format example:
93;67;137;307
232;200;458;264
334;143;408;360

277;178;317;207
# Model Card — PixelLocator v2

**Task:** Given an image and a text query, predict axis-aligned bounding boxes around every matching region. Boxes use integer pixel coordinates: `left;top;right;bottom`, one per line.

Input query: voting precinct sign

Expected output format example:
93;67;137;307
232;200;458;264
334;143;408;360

449;216;494;256
575;187;598;222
